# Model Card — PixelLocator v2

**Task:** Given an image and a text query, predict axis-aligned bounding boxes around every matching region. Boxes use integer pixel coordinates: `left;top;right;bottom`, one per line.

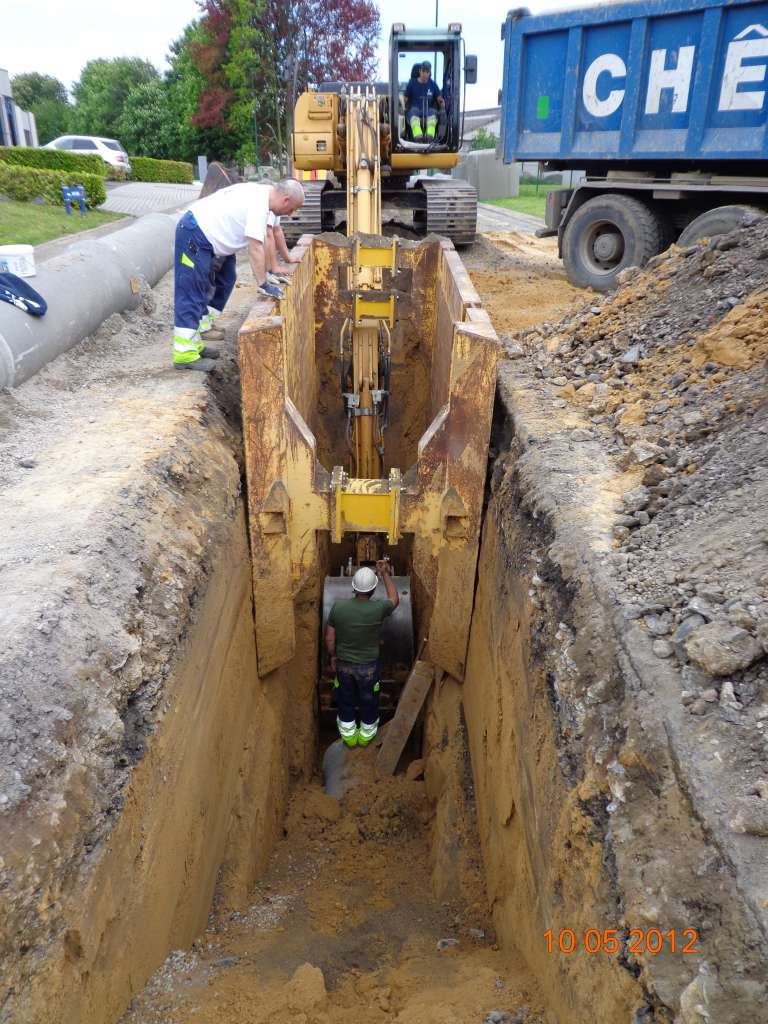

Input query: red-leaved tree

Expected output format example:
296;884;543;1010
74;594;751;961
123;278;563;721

190;0;381;166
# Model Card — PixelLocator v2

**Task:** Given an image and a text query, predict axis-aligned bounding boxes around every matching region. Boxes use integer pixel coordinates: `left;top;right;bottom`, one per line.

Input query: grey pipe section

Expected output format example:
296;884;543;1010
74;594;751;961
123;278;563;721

0;212;176;389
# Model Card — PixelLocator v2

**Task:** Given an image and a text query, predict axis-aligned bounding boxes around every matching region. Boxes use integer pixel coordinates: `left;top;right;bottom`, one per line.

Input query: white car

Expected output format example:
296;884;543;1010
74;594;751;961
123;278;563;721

43;135;131;174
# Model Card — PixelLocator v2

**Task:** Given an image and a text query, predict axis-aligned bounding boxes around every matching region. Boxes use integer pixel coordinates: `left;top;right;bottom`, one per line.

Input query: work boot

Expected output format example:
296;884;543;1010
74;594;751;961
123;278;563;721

199;345;220;359
201;327;225;341
357;721;379;747
337;716;358;748
174;357;218;372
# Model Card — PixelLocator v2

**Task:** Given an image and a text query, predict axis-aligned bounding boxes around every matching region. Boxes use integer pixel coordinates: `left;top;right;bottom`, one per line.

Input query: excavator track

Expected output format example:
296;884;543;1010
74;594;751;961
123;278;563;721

283;181;327;244
417;178;477;246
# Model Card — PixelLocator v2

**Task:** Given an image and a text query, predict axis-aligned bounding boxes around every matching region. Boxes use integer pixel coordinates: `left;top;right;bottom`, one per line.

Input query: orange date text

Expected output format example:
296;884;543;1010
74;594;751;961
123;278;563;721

544;928;700;955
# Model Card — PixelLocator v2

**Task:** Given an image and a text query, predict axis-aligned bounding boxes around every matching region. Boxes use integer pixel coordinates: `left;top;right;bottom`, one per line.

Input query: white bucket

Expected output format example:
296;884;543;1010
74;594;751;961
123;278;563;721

0;244;36;278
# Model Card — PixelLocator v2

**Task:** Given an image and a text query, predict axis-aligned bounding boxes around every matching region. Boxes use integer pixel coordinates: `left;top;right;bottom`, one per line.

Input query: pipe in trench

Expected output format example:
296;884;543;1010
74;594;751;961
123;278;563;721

0;212;177;389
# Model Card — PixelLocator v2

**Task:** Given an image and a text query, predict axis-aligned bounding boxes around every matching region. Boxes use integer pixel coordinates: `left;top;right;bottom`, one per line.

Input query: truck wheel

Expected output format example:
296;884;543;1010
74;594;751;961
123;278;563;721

677;205;765;247
562;195;662;291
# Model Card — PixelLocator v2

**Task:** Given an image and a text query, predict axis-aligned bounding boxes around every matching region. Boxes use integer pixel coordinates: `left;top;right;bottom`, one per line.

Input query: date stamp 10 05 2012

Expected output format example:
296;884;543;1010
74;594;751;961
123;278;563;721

545;928;701;956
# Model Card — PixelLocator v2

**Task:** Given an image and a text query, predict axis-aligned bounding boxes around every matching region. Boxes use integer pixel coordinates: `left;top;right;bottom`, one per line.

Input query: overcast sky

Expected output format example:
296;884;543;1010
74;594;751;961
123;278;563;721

3;0;588;109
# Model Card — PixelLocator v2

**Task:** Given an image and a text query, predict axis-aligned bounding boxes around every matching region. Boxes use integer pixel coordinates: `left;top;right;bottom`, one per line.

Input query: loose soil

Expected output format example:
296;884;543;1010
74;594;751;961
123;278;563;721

461;233;582;336
120;747;544;1024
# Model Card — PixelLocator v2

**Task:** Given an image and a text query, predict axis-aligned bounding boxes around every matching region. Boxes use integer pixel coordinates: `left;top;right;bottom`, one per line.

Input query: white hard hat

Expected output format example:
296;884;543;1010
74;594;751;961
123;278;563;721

352;567;377;594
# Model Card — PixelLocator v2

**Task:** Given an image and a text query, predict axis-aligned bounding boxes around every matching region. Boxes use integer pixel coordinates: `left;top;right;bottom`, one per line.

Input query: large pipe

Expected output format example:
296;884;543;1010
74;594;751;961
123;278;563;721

0;212;176;389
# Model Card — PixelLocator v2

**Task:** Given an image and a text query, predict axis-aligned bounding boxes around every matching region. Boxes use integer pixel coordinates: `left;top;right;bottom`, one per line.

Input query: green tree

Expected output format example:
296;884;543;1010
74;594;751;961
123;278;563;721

10;72;71;144
166;21;234;163
117;80;181;159
189;0;380;169
470;127;498;151
72;58;159;139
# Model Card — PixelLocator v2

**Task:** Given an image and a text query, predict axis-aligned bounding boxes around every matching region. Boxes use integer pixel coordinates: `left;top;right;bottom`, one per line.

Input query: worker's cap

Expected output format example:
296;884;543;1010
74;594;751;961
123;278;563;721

420;61;432;71
352;566;378;594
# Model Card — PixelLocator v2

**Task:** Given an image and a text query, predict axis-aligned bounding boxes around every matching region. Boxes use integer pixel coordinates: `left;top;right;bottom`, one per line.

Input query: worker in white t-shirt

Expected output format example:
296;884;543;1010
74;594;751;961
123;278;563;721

172;178;305;371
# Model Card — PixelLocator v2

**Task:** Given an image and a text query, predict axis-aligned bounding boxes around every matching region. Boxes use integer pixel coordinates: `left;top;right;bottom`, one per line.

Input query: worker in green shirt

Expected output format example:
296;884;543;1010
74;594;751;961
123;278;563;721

325;559;399;748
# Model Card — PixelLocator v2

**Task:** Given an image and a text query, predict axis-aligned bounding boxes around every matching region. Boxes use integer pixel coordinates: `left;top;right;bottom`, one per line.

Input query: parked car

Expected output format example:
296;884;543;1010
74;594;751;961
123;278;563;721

43;135;131;174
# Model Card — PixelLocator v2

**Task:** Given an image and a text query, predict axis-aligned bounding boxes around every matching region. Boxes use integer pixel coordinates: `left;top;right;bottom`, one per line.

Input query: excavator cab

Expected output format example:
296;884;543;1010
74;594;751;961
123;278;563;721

390;24;473;153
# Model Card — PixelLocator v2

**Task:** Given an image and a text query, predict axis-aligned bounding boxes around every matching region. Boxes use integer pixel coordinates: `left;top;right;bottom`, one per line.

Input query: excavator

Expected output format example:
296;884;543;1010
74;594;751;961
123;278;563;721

237;25;496;738
286;22;479;247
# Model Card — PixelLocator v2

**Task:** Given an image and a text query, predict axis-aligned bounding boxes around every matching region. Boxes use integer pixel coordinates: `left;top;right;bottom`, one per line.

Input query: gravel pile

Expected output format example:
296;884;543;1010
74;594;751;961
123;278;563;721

505;219;768;791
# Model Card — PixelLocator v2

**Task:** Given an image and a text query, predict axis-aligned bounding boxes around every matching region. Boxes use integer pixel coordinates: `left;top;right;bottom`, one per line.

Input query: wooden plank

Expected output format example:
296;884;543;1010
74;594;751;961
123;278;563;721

376;660;434;776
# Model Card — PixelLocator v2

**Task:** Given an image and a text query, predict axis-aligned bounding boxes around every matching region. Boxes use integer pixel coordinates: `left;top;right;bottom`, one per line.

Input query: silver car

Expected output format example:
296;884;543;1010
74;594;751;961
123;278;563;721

43;135;131;174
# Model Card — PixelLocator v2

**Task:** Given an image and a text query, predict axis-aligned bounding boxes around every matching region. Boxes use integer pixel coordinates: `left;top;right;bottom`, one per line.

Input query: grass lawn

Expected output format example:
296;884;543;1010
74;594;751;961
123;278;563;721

485;182;565;220
0;199;126;246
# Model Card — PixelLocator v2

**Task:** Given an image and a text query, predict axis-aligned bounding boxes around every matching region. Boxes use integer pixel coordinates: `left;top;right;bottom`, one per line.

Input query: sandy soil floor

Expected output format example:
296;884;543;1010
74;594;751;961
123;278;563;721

120;747;544;1024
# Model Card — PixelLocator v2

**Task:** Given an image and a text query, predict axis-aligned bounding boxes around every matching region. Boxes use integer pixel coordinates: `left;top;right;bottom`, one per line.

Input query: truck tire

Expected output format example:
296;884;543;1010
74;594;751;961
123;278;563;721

562;194;663;291
677;205;765;247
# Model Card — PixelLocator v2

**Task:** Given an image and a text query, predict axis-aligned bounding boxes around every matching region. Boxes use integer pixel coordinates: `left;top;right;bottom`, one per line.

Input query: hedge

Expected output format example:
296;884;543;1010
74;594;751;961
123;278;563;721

128;156;194;184
0;145;105;177
0;162;107;208
105;164;129;182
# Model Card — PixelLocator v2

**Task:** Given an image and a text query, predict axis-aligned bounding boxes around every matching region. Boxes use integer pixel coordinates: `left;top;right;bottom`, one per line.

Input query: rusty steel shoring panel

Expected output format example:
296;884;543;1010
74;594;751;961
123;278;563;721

239;233;497;682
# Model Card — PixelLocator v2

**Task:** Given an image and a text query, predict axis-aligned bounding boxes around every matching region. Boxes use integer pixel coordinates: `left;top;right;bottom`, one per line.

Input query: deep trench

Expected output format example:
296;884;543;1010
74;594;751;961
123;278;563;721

5;240;658;1024
7;238;764;1024
152;243;625;1024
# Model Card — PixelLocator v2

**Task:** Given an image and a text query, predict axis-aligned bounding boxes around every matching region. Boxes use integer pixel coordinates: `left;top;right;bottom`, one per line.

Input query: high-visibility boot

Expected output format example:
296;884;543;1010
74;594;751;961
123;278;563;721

426;114;437;139
199;306;225;342
410;115;424;140
173;326;206;366
357;720;379;747
337;717;358;748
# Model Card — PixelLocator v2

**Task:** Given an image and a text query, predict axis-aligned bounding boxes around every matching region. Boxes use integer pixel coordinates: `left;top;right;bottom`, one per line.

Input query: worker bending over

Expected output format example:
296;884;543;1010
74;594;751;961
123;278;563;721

326;560;399;748
405;60;444;141
172;178;304;371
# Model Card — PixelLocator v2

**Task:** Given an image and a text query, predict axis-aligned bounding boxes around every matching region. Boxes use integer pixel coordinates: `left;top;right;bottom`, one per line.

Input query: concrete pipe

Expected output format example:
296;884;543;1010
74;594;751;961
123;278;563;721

0;212;177;389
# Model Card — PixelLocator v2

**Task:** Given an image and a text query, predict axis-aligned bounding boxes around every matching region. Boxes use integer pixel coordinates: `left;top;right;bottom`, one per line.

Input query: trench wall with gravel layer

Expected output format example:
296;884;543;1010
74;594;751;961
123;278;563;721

462;222;768;1023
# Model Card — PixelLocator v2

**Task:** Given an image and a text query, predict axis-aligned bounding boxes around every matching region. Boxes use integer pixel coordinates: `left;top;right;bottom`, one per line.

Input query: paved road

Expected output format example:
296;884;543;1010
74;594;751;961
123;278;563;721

100;181;200;216
477;202;545;235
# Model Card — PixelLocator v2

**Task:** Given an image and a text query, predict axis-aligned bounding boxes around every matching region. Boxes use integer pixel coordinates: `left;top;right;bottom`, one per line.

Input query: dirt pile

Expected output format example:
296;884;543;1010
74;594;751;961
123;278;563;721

507;222;768;731
464;229;768;1022
120;747;546;1024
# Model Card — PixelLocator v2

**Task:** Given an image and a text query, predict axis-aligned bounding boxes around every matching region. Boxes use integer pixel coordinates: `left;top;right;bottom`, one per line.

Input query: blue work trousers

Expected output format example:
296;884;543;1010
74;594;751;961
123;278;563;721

335;660;380;726
174;211;237;329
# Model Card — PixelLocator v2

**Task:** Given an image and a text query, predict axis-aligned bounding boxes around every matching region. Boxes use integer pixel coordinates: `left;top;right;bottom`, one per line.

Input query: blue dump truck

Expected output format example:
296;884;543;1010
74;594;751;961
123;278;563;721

500;0;768;288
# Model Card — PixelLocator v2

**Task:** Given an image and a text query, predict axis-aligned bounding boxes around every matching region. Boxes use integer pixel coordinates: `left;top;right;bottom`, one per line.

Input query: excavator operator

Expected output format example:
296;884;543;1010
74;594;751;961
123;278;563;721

404;60;445;141
326;560;399;749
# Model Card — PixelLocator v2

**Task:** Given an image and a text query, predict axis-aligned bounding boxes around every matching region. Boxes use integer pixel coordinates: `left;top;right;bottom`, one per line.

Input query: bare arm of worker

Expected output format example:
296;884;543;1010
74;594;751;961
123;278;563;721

248;237;267;284
437;95;445;107
376;559;399;609
276;224;299;263
325;624;336;672
266;226;277;272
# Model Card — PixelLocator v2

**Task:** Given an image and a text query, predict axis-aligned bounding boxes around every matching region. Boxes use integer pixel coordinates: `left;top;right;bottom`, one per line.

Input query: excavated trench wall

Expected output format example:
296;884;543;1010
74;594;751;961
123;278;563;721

0;310;310;1023
454;365;767;1024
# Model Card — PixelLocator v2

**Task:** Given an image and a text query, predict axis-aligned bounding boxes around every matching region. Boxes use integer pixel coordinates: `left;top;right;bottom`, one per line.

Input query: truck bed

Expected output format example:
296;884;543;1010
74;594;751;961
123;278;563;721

500;0;768;165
